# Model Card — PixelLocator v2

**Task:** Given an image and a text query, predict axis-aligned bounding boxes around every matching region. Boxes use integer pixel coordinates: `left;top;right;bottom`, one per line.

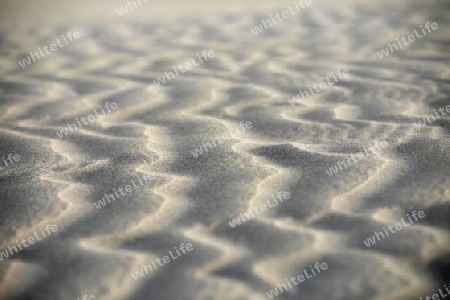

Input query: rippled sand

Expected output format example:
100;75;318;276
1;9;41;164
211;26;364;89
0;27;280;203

0;0;449;299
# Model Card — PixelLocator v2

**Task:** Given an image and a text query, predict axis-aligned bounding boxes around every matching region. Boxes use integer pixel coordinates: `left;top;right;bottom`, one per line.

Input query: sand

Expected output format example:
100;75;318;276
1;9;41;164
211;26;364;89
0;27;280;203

0;0;449;299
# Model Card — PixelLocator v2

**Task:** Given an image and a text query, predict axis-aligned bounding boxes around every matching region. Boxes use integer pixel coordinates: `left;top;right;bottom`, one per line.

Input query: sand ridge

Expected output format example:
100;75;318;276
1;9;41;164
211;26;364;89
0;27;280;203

0;0;449;299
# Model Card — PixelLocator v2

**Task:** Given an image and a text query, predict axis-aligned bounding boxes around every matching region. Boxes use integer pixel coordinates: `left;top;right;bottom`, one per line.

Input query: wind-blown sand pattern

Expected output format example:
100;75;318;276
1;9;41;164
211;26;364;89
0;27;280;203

0;0;449;299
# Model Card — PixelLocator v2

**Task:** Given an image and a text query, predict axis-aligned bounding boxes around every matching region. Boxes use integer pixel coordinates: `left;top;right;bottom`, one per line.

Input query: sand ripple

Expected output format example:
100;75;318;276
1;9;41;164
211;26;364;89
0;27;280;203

0;0;449;299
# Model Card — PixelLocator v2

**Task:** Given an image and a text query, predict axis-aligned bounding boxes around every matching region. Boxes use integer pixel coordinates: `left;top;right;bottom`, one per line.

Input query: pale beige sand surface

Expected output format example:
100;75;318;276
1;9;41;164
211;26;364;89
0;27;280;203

0;0;449;299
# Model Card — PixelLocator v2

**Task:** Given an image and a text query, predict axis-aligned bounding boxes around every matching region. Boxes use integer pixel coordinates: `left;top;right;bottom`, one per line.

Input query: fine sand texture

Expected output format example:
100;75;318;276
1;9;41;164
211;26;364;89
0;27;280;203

0;0;449;299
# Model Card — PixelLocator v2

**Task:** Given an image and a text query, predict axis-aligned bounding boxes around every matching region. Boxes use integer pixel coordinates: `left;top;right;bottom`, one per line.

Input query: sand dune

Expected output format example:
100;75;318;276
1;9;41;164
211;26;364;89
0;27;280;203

0;0;449;299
